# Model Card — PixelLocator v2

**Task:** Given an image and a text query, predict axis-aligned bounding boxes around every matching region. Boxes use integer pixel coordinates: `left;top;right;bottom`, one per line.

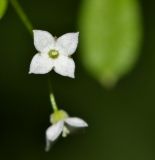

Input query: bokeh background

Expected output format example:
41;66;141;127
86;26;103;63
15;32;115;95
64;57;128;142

0;0;155;159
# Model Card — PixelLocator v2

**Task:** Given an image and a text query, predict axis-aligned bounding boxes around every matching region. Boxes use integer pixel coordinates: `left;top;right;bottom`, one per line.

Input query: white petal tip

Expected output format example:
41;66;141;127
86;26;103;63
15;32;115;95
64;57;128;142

28;69;35;74
63;72;75;78
45;145;50;152
45;138;52;152
76;32;79;36
69;74;75;78
33;29;42;35
65;69;75;78
45;148;49;152
83;122;88;127
79;121;88;127
32;29;38;35
57;72;75;79
65;117;88;128
33;29;40;33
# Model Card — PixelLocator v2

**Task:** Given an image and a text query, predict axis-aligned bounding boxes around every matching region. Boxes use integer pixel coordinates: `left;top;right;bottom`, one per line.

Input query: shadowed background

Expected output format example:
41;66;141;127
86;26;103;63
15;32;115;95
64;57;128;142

0;0;155;159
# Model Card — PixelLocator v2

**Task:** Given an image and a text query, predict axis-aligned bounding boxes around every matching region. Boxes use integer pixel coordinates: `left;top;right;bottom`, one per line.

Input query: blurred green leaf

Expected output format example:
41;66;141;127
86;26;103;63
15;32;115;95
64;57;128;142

0;0;8;19
79;0;142;87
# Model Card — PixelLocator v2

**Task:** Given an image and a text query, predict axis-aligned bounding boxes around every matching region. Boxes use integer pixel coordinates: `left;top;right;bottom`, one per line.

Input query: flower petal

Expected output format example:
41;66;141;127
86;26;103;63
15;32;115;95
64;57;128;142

33;30;55;52
46;121;64;141
45;121;64;151
56;32;79;56
65;117;88;127
54;55;75;78
29;53;53;74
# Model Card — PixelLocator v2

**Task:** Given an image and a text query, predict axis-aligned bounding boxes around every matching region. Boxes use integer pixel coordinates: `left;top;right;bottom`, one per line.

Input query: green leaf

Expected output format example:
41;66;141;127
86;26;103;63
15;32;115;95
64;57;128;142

79;0;142;87
0;0;8;19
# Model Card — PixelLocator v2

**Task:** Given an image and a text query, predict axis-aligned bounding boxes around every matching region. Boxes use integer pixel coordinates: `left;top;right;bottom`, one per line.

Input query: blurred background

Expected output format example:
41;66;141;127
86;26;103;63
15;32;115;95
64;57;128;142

0;0;155;159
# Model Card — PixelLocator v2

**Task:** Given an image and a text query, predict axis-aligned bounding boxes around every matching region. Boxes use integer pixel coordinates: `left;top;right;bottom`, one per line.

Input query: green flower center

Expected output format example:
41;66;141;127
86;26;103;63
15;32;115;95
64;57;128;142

48;50;59;59
50;110;69;124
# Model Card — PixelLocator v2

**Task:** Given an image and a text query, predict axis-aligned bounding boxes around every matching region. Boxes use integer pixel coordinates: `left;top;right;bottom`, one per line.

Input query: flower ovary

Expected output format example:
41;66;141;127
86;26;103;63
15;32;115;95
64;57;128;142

50;110;69;124
48;50;59;59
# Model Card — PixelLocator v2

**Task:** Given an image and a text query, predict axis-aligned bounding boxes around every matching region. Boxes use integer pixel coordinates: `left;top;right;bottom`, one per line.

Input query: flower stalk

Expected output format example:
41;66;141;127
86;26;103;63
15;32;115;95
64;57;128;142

49;93;58;112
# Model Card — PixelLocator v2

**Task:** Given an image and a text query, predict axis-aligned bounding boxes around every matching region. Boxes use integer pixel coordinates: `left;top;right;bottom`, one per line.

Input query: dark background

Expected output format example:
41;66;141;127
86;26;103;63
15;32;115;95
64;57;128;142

0;0;155;159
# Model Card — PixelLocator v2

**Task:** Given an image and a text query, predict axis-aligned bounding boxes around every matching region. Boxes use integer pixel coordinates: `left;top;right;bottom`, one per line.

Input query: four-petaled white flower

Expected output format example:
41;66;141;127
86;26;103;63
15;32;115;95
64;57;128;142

29;30;79;78
45;110;88;151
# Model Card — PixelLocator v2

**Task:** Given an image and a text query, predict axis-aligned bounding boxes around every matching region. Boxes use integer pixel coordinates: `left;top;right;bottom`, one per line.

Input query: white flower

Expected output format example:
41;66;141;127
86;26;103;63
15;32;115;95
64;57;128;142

29;30;79;78
45;110;88;151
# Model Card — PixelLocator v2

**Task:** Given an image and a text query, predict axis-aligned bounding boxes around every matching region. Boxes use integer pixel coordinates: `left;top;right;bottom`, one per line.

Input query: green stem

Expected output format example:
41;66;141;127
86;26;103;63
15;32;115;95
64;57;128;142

48;77;58;112
10;0;58;112
49;93;58;112
10;0;33;34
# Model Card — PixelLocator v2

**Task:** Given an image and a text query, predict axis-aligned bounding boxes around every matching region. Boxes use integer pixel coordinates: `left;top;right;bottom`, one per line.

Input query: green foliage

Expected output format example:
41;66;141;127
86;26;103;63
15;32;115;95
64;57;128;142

0;0;8;19
79;0;142;87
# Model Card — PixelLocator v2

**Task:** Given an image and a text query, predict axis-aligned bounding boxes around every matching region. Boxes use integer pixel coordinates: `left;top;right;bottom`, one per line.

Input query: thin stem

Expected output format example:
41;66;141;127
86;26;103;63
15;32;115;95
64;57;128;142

10;0;33;34
10;0;58;112
49;93;58;112
48;77;58;112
